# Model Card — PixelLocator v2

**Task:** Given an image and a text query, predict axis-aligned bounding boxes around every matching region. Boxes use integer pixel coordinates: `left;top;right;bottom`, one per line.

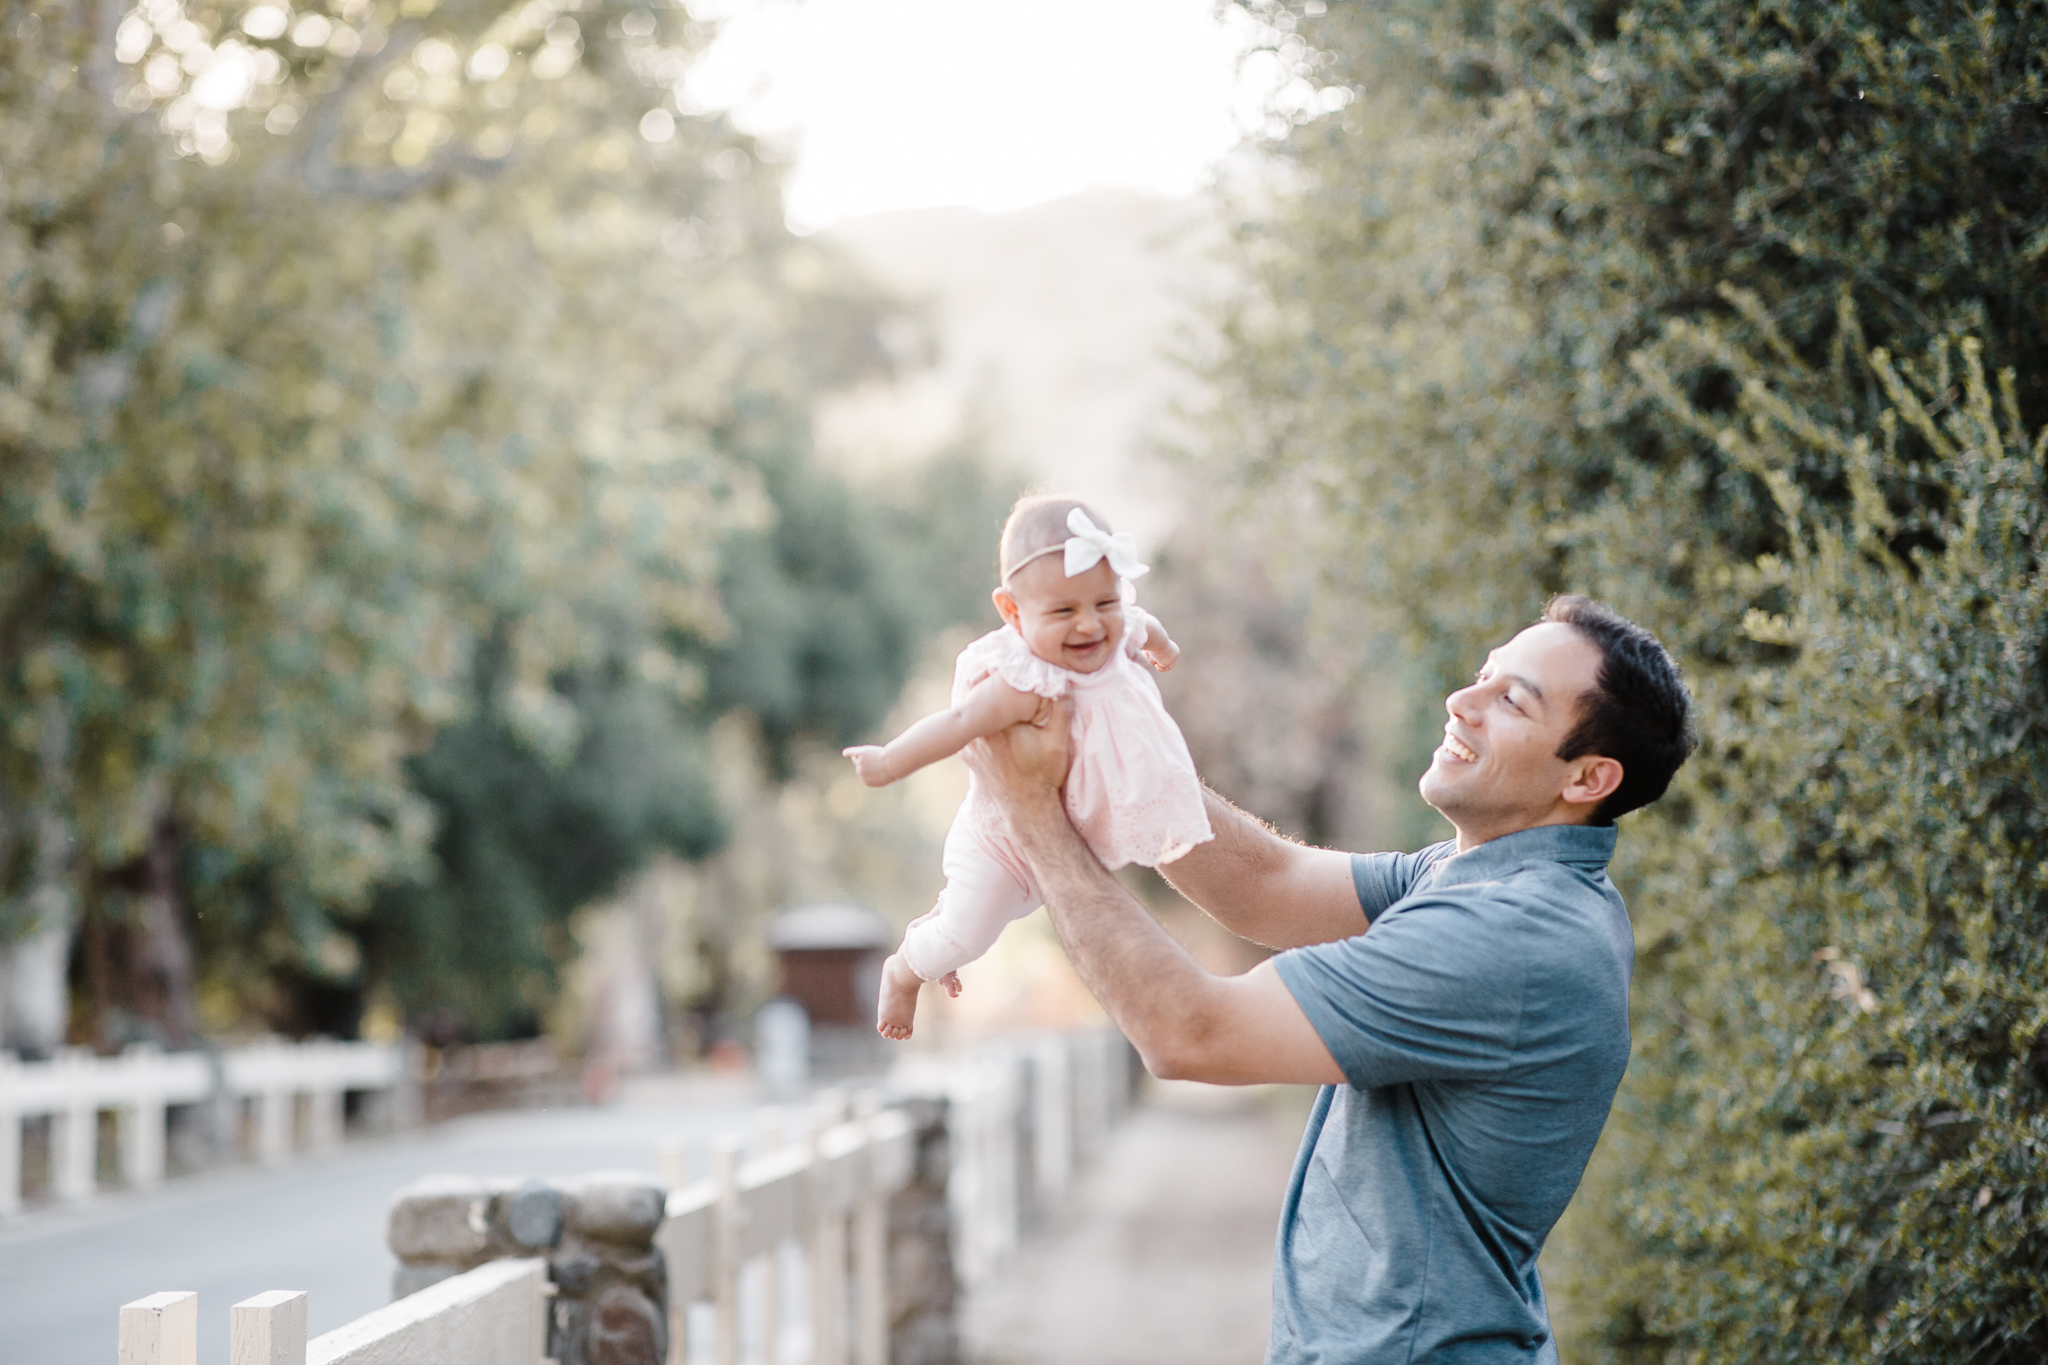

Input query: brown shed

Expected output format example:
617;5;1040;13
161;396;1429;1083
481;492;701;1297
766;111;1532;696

764;904;892;1028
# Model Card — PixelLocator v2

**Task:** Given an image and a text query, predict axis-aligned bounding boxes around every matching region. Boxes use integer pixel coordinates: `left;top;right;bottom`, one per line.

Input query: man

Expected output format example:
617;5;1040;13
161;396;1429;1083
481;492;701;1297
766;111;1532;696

963;594;1697;1363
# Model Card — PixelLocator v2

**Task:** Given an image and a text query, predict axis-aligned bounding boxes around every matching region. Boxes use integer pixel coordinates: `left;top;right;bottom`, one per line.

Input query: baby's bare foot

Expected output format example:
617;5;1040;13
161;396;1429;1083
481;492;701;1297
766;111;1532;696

876;953;922;1041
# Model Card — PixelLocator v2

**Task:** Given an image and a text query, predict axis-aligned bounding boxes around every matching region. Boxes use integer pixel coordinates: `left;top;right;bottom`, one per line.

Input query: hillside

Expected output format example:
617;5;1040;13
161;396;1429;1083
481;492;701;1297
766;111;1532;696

819;188;1223;543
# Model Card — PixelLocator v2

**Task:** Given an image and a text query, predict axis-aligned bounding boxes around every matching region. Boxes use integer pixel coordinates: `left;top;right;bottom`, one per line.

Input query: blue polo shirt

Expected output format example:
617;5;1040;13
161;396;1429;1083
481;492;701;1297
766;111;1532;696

1267;823;1633;1364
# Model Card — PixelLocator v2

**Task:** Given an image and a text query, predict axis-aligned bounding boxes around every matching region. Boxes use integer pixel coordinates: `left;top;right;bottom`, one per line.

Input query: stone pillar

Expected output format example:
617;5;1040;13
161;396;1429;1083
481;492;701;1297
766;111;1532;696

385;1170;668;1365
886;1097;959;1365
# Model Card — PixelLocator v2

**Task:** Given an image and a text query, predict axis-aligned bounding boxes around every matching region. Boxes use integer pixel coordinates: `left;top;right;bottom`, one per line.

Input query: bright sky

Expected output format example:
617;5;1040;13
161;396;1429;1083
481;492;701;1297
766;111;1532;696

684;0;1263;230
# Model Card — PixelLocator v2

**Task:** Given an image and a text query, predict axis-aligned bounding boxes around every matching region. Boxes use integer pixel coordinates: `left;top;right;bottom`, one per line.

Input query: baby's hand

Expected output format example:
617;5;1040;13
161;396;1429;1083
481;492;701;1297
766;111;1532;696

842;745;895;787
1143;637;1181;672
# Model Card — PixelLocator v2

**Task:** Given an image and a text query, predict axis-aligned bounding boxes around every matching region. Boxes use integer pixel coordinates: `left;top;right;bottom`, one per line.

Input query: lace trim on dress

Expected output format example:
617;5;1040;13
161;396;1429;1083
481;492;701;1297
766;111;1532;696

1120;606;1157;663
959;627;1072;700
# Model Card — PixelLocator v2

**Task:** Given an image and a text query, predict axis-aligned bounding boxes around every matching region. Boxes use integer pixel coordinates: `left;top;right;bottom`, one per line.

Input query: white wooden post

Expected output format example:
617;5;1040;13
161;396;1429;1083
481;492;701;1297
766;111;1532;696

54;1094;97;1200
1032;1036;1071;1205
255;1087;292;1164
713;1136;742;1365
0;1057;21;1216
757;1110;783;1365
231;1289;308;1365
809;1094;848;1365
658;1166;716;1365
656;1138;691;1191
119;1290;198;1365
852;1093;887;1365
306;1088;344;1152
992;1054;1021;1263
115;1044;168;1190
121;1095;167;1190
1074;1030;1107;1167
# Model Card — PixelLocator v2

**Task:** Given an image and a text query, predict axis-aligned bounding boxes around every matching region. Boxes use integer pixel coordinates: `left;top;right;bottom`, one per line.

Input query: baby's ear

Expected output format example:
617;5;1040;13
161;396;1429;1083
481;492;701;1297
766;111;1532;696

991;586;1019;627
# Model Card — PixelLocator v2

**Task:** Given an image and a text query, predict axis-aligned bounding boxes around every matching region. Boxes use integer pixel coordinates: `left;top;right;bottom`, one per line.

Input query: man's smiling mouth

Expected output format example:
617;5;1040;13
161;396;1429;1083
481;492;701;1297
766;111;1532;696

1441;733;1477;763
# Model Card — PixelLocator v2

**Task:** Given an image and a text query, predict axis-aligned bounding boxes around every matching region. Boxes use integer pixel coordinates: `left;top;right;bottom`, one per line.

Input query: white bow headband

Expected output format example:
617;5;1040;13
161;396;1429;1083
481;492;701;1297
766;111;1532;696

1004;508;1150;585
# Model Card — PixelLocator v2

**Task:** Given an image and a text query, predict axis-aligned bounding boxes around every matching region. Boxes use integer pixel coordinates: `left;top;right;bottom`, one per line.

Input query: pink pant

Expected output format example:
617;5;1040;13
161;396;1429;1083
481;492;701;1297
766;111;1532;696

898;808;1043;982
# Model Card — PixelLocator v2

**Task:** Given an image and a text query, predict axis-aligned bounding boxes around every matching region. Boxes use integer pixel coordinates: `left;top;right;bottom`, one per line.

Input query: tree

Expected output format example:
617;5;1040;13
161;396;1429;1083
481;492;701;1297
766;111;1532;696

0;0;944;1048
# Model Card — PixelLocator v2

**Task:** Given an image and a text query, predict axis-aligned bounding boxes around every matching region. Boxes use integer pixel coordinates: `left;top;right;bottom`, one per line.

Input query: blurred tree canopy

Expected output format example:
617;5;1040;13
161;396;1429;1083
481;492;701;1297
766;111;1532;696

1209;0;2048;1358
0;0;1006;1049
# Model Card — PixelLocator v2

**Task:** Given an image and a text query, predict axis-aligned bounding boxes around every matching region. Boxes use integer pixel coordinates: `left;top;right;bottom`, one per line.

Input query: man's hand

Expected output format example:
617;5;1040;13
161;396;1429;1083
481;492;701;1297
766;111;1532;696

963;695;1072;817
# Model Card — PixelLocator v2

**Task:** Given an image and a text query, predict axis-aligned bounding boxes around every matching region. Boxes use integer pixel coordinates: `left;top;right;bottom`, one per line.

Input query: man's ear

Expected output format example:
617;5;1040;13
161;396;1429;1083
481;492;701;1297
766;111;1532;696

991;586;1020;628
1561;755;1623;812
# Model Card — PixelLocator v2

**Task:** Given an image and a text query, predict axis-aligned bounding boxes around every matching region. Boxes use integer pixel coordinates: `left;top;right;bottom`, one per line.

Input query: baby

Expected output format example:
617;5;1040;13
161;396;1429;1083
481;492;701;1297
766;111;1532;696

844;495;1212;1039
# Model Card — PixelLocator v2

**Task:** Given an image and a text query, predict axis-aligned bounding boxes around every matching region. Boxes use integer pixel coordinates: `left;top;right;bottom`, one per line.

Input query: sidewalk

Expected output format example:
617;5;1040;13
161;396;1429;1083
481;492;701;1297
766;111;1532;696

964;1080;1313;1365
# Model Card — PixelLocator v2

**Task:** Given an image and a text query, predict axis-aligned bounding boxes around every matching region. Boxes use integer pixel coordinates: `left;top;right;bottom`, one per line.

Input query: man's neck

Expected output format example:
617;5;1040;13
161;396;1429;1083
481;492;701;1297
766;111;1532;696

1448;807;1596;854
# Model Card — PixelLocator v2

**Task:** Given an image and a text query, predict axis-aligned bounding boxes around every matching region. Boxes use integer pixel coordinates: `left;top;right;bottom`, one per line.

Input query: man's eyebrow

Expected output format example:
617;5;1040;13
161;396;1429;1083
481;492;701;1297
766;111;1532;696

1479;651;1544;702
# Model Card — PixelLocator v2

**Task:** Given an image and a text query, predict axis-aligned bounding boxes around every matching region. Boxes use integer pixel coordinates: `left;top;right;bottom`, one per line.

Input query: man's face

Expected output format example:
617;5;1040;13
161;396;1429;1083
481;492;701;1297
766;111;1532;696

1418;622;1606;846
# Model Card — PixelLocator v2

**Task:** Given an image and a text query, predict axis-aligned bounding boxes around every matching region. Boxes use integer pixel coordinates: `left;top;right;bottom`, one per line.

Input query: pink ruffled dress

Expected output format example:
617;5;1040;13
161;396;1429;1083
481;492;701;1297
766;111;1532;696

896;605;1212;983
957;605;1212;871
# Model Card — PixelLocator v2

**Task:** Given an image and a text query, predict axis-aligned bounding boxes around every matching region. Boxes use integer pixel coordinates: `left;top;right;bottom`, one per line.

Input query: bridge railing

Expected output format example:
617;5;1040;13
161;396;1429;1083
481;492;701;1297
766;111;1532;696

0;1037;411;1214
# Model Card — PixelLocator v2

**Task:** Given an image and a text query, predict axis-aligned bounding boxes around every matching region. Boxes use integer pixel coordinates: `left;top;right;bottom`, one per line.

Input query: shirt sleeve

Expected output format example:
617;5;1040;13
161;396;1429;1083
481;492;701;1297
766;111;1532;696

1273;892;1526;1090
1120;605;1159;661
1349;841;1455;923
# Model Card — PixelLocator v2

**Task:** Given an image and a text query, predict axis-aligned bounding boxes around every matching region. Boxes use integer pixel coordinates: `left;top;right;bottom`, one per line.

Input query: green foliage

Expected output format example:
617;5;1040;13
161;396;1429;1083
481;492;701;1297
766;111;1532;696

1214;0;2048;673
702;434;1019;777
1208;0;2048;1356
1580;331;2048;1362
360;626;724;1038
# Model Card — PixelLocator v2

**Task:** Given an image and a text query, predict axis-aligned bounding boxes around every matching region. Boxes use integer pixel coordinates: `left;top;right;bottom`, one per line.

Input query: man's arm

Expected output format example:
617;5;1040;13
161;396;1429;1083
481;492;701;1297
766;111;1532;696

965;710;1345;1087
1156;788;1367;951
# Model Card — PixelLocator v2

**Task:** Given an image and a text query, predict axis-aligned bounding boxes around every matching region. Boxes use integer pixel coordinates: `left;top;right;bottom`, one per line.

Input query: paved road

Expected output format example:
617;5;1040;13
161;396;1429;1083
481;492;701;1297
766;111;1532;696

964;1081;1312;1365
0;1077;762;1364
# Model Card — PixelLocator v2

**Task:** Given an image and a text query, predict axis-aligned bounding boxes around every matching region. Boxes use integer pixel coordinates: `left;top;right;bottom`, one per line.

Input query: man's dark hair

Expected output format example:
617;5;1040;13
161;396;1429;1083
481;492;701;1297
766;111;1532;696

1542;594;1698;824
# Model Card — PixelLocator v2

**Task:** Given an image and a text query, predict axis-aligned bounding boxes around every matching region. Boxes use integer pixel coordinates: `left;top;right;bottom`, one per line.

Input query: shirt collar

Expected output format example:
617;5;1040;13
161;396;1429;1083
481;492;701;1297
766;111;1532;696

1426;822;1617;888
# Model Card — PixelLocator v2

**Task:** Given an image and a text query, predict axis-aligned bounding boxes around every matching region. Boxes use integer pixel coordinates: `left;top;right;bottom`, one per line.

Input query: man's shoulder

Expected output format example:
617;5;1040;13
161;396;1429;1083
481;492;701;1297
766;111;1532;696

1376;844;1629;980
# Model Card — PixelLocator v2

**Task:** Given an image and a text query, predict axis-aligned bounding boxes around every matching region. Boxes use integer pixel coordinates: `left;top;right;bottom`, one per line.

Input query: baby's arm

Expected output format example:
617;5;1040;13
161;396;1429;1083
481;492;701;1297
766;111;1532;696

1135;609;1181;671
844;676;1045;787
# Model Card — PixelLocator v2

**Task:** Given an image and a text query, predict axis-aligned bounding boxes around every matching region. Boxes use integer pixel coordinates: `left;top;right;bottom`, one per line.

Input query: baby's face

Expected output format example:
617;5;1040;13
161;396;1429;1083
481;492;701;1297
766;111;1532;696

996;557;1125;673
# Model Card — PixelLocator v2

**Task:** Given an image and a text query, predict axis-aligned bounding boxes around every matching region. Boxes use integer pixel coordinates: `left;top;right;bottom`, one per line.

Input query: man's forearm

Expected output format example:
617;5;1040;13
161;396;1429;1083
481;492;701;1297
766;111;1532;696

1000;790;1224;1072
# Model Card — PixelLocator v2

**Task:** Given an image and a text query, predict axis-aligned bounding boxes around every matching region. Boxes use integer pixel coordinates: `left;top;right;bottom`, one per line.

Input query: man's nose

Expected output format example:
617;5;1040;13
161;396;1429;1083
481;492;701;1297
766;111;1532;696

1445;685;1480;723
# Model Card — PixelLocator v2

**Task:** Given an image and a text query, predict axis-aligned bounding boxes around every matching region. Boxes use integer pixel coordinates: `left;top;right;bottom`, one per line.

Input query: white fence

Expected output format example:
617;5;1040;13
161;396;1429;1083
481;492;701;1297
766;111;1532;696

115;1027;1134;1365
658;1094;916;1365
1;1038;409;1214
117;1259;550;1365
895;1027;1132;1287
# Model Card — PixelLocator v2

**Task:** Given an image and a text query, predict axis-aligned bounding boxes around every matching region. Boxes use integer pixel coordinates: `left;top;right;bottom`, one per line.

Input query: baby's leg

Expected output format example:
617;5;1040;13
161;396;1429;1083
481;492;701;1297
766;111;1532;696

879;820;1040;1040
874;952;930;1042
